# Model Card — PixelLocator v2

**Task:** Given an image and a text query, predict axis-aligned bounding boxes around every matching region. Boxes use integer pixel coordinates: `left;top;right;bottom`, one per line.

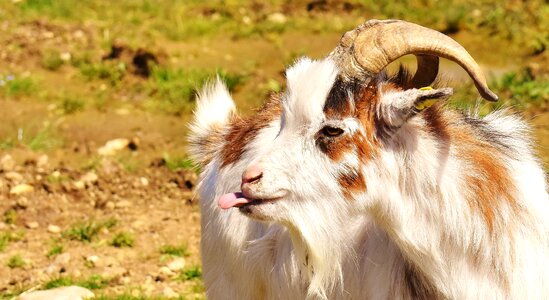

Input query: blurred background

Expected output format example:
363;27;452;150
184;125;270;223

0;0;547;299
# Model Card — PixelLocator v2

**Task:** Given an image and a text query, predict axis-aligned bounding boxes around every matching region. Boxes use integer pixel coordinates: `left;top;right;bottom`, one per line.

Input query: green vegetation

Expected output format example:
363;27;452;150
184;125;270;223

1;74;37;98
0;231;24;252
44;274;110;290
46;243;64;258
3;209;17;224
7;254;25;269
159;243;189;257
163;154;195;171
110;232;135;248
41;50;65;71
63;218;118;242
179;266;202;281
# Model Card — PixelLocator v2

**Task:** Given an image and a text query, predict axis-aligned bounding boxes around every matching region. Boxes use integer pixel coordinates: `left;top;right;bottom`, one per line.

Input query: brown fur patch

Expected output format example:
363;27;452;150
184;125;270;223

220;95;282;168
338;171;367;199
446;114;517;232
192;125;226;166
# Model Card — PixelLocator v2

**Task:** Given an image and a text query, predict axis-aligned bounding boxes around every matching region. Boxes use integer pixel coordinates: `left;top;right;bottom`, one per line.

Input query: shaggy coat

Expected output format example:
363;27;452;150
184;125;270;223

188;58;549;299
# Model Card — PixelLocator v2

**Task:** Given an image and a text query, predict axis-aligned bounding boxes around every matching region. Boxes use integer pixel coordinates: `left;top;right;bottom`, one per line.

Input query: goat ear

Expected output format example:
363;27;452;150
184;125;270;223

378;86;453;128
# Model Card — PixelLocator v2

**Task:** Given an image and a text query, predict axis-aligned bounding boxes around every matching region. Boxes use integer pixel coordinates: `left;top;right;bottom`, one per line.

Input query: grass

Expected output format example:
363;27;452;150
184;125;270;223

41;50;65;71
59;96;86;114
450;68;549;114
179;266;202;281
3;209;17;224
0;231;24;252
46;243;64;258
0;74;37;98
44;274;110;290
159;243;189;257
63;218;118;242
163;154;195;171
110;232;135;248
7;254;25;269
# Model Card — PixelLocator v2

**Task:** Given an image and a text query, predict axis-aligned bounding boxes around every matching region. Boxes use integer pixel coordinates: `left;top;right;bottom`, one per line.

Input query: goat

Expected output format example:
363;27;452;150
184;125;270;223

189;19;549;299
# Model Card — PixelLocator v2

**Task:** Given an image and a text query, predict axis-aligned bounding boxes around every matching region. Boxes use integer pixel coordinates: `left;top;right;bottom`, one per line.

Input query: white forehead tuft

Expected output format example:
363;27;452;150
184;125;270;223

283;57;339;126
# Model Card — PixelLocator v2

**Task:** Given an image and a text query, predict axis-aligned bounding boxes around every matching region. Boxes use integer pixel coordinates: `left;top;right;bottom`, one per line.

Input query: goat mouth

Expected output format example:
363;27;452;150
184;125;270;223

218;192;280;210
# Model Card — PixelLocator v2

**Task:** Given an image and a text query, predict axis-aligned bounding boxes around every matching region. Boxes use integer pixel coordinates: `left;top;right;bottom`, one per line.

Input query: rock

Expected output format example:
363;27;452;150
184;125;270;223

73;180;85;190
47;224;61;233
80;172;98;184
54;253;71;266
18;286;94;300
140;177;149;186
15;197;29;208
10;184;34;195
167;258;185;272
60;52;71;62
25;221;39;229
0;155;16;171
159;266;175;276
267;12;287;24
105;201;115;210
115;200;132;208
5;171;23;182
162;286;179;298
51;170;61;178
86;255;99;266
97;138;130;156
36;154;49;168
102;266;128;279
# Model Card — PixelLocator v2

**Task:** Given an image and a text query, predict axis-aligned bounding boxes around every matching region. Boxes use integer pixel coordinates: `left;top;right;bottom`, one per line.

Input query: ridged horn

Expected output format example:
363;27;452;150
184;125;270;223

330;19;498;102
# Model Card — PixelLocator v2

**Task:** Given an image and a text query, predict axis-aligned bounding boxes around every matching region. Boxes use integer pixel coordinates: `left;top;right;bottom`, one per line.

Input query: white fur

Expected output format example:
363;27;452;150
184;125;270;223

189;58;549;299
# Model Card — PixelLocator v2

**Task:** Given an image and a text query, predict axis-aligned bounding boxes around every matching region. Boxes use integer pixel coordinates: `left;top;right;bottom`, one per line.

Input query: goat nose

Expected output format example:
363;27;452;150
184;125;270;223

242;164;264;184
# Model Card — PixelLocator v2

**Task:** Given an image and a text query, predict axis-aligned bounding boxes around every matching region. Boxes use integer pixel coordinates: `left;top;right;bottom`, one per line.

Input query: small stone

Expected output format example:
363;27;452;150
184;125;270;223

51;170;61;178
159;266;175;276
102;266;128;279
140;177;149;186
54;253;71;266
36;154;49;168
167;258;185;272
15;196;29;208
120;276;131;284
97;138;130;156
47;225;61;233
60;52;71;62
73;181;85;190
5;171;23;182
10;184;34;195
18;286;94;300
0;155;16;171
115;200;132;208
26;221;39;229
162;286;179;298
80;172;98;184
267;12;287;24
86;255;99;266
105;201;115;210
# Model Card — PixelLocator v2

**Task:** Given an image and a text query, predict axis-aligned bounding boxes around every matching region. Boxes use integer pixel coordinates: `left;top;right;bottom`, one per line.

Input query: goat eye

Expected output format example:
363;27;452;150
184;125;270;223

321;126;344;137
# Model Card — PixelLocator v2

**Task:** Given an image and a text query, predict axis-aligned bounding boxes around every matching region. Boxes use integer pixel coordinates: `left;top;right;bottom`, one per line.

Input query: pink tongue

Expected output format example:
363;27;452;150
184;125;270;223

218;192;251;209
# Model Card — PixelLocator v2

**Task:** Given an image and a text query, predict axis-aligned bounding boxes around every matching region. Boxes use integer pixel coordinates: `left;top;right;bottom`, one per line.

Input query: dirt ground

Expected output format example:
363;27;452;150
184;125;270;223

0;1;547;299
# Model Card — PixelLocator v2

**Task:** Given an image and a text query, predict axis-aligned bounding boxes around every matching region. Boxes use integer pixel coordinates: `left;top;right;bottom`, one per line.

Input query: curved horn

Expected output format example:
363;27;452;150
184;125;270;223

330;19;498;102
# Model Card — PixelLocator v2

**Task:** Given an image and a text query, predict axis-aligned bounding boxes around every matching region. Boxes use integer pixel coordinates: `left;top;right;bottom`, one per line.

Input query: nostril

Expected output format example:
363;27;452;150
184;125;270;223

244;172;263;184
242;165;264;184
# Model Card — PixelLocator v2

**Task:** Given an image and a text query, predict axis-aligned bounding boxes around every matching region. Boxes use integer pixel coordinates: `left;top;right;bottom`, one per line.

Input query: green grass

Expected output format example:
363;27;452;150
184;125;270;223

450;68;549;114
159;243;189;257
80;62;127;86
7;254;25;269
41;50;65;71
46;243;64;258
63;218;118;242
3;209;17;224
22;125;64;151
1;74;37;98
179;266;202;281
44;274;110;290
163;154;195;171
0;231;24;252
59;96;86;114
110;232;135;248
